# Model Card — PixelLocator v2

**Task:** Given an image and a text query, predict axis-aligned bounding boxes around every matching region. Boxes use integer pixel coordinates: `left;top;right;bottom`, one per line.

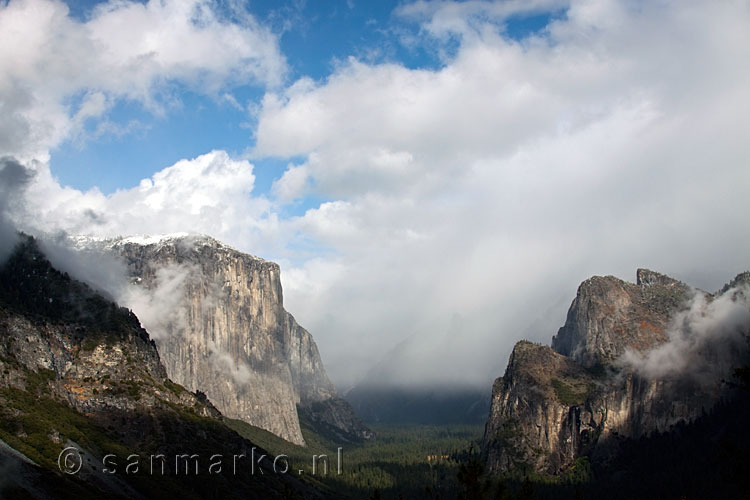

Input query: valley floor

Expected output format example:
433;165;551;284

233;385;750;500
228;419;486;500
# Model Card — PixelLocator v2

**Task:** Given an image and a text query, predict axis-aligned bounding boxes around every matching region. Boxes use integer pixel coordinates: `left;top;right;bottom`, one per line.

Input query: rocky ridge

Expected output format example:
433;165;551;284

482;269;750;475
0;235;321;498
84;233;370;445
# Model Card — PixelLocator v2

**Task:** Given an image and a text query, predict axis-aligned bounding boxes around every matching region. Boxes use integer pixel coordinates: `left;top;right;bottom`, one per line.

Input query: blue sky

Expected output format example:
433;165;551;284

50;0;557;198
53;0;413;195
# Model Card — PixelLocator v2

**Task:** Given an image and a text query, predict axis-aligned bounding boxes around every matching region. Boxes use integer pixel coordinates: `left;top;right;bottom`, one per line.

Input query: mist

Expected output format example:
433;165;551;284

620;283;750;382
207;340;253;385
116;261;198;341
0;157;34;262
38;234;256;385
39;237;192;341
2;1;749;390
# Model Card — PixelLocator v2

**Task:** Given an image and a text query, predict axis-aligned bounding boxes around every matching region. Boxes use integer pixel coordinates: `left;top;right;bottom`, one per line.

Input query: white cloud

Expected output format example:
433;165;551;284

10;150;285;254
255;0;750;386
395;0;568;46
272;162;311;202
0;0;286;160
207;340;253;385
119;262;198;341
4;0;750;389
620;285;750;381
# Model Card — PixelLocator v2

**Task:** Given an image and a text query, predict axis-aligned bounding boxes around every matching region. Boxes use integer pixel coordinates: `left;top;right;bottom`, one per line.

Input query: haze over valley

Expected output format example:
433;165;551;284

1;0;749;498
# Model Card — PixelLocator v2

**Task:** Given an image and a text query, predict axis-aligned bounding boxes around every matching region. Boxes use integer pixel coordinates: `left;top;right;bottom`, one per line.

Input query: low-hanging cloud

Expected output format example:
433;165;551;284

39;236;130;301
207;340;253;385
40;232;257;388
620;284;750;382
0;157;35;262
39;234;199;343
117;262;199;341
2;0;750;390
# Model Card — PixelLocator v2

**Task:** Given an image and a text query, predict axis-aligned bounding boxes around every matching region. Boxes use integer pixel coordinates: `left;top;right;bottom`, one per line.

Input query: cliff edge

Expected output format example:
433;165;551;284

482;269;750;475
89;234;371;445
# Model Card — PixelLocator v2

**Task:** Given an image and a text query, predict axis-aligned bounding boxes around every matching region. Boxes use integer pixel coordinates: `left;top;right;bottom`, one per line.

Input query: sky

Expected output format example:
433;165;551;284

1;0;749;389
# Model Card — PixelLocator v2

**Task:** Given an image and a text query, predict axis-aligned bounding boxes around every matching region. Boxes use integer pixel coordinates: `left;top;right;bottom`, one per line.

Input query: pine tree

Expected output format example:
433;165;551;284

457;459;489;500
517;477;535;500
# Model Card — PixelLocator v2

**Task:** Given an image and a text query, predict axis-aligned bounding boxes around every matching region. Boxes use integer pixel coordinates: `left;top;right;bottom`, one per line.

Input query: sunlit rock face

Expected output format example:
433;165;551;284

551;269;692;368
0;236;330;498
483;269;750;475
106;234;369;446
0;235;220;422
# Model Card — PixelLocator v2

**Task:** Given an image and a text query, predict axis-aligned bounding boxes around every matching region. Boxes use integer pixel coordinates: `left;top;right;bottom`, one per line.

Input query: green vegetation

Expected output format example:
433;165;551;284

25;367;56;394
585;362;609;379
163;379;186;397
105;379;143;399
228;417;486;499
0;368;299;499
561;457;591;484
82;339;99;351
456;459;491;500
0;385;131;471
551;378;590;406
0;236;143;341
228;414;599;500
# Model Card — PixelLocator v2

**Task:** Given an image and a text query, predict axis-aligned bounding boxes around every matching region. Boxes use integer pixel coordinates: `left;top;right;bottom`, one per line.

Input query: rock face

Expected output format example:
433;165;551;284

482;269;750;475
483;341;596;473
0;236;200;418
551;269;692;368
0;235;325;498
101;234;370;445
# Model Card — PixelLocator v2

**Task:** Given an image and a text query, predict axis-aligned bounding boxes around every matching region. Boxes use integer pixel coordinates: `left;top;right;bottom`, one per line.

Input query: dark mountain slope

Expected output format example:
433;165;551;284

0;235;324;499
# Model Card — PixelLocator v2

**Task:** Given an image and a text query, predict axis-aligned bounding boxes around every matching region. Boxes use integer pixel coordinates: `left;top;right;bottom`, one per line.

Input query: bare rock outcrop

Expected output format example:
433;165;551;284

100;234;369;445
483;269;750;475
0;235;326;498
551;269;692;368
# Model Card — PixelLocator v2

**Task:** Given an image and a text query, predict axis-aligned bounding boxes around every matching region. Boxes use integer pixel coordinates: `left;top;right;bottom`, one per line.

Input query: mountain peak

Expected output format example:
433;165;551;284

636;268;680;287
68;232;272;265
720;271;750;294
484;268;749;476
553;269;692;367
95;233;369;445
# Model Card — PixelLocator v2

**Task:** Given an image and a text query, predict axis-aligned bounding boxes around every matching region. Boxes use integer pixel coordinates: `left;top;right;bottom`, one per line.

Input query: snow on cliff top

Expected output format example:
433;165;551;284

64;233;268;262
69;232;194;248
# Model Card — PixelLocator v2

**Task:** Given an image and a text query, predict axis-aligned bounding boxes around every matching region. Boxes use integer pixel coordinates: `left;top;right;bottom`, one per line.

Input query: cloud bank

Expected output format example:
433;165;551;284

12;150;280;251
2;0;750;388
255;0;750;386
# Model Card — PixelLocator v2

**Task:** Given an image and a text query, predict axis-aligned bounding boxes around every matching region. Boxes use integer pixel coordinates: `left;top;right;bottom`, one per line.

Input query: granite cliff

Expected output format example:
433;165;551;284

0;235;322;498
482;269;750;475
82;234;370;446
